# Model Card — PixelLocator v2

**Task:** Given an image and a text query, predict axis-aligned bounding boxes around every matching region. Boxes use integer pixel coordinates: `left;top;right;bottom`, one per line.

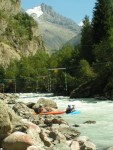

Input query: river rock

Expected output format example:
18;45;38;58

2;131;34;150
83;120;96;124
24;121;45;148
73;124;80;127
0;101;12;143
0;99;29;136
22;113;41;125
40;128;51;147
49;129;67;145
13;102;34;117
0;93;18;104
48;143;70;150
26;102;35;109
9;109;28;133
70;140;80;150
58;124;80;140
81;141;96;150
27;145;42;150
76;136;89;143
33;98;57;109
107;146;113;150
51;124;60;132
52;118;67;124
44;116;67;126
12;123;28;132
56;132;67;143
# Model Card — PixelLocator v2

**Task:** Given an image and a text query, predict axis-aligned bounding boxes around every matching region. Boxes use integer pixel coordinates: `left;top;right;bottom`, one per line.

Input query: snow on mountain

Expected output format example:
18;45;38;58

26;6;43;18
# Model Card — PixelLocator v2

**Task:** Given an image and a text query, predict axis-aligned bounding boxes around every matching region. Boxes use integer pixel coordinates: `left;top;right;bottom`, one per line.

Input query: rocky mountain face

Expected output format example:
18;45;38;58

26;3;81;52
0;0;21;15
66;33;81;47
0;0;45;67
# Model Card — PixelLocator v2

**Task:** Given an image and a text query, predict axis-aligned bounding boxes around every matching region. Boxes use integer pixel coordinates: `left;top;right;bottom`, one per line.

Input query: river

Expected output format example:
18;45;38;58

17;93;113;150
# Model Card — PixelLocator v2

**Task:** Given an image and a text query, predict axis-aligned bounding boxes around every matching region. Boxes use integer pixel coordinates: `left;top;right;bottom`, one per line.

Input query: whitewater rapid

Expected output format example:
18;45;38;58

17;93;113;150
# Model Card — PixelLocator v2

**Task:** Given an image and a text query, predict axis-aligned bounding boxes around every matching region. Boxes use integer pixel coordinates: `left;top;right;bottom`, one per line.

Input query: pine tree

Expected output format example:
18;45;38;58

80;16;93;63
92;0;113;44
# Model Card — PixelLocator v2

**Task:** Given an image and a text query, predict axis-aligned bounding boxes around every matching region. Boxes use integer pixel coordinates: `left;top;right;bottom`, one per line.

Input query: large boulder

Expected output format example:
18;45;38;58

13;102;34;117
57;124;80;140
76;136;89;143
0;93;18;104
26;102;35;109
81;141;96;150
24;121;45;148
0;101;12;143
70;140;80;150
0;98;29;136
44;117;67;126
2;131;34;150
33;98;57;110
8;107;28;133
0;98;29;140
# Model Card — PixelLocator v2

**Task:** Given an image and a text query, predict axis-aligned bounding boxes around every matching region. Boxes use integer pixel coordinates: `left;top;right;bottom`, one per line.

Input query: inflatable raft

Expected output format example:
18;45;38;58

40;111;66;115
67;110;80;115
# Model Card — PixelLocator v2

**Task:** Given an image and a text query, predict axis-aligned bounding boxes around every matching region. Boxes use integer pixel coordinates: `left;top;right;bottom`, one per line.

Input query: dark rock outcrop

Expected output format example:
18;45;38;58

83;120;96;124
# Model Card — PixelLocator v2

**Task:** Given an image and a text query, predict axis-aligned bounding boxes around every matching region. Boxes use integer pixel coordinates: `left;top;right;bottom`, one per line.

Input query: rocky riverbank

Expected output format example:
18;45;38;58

0;93;110;150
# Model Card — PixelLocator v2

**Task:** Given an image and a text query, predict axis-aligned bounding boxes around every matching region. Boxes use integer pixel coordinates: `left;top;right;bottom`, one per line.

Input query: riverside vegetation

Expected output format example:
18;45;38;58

0;0;113;100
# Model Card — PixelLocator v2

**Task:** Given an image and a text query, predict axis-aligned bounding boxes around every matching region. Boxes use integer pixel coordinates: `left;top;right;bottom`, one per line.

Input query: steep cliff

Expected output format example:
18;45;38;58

0;0;45;67
0;0;21;15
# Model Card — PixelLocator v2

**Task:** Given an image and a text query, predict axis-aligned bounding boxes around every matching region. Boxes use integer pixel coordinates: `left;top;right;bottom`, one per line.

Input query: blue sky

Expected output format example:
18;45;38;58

21;0;96;24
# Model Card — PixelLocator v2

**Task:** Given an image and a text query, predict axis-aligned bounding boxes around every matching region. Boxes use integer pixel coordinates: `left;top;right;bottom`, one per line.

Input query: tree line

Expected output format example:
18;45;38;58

0;0;113;98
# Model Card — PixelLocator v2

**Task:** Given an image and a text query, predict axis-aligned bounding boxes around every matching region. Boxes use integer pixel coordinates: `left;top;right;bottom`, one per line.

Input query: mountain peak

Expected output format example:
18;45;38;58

26;5;43;18
26;4;81;52
41;3;80;32
41;3;53;13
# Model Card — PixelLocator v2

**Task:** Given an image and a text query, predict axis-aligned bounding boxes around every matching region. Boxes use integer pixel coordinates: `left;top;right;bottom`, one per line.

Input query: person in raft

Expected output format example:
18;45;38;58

35;104;47;114
66;104;75;114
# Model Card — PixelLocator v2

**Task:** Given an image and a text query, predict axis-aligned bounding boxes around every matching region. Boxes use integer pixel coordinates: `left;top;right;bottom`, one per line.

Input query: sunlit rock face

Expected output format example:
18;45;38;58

0;0;46;67
0;0;21;15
